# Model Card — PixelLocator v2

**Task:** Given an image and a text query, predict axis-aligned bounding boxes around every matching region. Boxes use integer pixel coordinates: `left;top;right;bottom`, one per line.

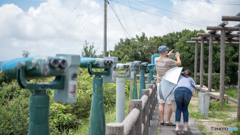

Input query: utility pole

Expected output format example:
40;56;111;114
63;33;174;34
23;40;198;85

103;0;107;57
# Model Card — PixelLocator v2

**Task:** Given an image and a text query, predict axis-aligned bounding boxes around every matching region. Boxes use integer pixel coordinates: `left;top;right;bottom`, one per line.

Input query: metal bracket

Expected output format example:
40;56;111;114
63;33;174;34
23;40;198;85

16;67;65;90
87;61;110;76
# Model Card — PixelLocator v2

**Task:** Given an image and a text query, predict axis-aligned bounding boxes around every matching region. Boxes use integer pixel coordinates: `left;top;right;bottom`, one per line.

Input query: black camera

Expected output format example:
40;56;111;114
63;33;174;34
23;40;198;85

172;49;178;53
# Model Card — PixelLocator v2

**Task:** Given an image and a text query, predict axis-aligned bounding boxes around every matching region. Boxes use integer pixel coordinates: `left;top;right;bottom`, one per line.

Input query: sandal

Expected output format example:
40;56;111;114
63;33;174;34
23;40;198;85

159;122;165;126
181;128;187;135
164;122;176;126
175;127;180;135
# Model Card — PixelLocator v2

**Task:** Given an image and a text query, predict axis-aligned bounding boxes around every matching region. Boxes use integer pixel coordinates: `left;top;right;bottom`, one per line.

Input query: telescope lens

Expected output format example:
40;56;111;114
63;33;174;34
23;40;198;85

109;61;113;65
104;60;109;65
49;59;59;68
59;59;67;69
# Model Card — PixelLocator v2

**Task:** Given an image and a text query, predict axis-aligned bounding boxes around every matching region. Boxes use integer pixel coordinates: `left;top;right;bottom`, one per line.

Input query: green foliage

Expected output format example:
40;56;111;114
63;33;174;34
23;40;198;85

22;50;30;58
0;73;12;86
112;29;238;85
0;97;29;135
231;122;240;135
225;87;238;100
0;68;131;134
81;40;97;57
196;73;230;89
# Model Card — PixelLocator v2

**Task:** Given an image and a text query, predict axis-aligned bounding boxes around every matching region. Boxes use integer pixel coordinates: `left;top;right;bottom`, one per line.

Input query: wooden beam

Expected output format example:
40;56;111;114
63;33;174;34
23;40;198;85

194;41;198;83
208;35;213;92
197;33;239;38
191;37;237;41
207;26;240;31
222;16;240;21
220;28;225;106
208;21;228;34
186;41;239;45
225;23;240;34
200;40;204;88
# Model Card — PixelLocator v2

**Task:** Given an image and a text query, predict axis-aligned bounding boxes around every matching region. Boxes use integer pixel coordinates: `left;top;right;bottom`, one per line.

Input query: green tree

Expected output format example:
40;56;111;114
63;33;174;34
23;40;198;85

22;50;30;58
81;40;97;57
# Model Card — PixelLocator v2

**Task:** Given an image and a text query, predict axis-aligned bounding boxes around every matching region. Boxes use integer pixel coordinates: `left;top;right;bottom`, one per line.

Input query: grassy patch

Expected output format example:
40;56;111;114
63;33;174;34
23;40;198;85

225;88;238;100
74;97;130;135
209;100;236;112
221;118;238;126
197;123;207;135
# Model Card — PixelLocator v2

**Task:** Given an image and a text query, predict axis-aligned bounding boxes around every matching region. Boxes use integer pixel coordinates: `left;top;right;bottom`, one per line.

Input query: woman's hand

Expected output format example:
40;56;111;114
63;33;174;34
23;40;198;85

192;90;195;97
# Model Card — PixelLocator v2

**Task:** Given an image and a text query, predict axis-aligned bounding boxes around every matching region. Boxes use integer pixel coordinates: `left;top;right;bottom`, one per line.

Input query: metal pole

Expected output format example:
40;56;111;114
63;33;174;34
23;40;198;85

208;35;213;92
194;41;198;83
200;39;204;88
238;26;240;121
130;73;138;100
116;77;125;123
88;75;105;135
220;28;225;106
103;0;107;57
29;90;49;135
139;67;146;99
148;66;154;84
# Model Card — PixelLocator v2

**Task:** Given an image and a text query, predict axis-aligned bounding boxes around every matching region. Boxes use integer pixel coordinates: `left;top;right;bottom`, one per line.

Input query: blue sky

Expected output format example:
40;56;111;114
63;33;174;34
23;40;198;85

0;0;239;61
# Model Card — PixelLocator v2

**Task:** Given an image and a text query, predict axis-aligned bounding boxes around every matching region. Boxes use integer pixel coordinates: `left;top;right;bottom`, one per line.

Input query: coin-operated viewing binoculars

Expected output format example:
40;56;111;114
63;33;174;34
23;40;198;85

1;54;80;135
126;61;141;100
115;63;130;123
80;57;118;135
148;64;155;84
151;53;160;75
139;62;148;99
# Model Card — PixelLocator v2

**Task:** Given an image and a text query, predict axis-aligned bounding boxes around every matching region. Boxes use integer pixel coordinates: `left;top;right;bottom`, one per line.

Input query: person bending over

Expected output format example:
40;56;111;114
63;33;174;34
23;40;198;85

173;69;196;135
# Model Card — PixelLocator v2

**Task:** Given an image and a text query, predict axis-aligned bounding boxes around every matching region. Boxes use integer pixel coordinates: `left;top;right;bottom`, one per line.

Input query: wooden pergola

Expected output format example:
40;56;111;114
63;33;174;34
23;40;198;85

186;12;240;121
222;13;240;121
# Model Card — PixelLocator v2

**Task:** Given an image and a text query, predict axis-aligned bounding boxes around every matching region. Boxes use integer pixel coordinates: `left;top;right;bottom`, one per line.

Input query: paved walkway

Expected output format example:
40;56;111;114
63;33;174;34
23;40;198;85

149;103;202;135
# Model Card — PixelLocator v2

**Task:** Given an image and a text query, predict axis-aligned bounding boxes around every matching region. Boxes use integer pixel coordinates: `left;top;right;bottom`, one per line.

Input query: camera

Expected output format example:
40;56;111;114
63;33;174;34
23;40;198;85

172;49;178;53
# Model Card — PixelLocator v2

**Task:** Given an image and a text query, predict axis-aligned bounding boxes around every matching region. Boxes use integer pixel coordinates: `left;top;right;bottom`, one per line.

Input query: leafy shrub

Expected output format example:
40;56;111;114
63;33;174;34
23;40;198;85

0;68;131;134
0;97;29;135
196;73;230;89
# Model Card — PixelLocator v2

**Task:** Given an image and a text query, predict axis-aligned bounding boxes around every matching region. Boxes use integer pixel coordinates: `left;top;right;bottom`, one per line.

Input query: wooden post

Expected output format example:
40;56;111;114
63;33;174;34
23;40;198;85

208;34;213;92
106;123;124;135
194;41;198;83
200;39;204;88
142;89;150;135
130;100;142;135
238;26;240;122
220;28;226;106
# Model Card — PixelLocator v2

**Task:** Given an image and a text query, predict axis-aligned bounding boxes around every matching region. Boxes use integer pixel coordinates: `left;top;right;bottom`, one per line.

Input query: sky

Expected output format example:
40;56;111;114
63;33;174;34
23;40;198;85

0;0;239;61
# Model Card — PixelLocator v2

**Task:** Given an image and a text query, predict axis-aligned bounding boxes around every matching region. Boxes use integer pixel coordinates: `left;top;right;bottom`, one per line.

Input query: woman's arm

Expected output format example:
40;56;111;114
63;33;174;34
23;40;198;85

192;89;195;97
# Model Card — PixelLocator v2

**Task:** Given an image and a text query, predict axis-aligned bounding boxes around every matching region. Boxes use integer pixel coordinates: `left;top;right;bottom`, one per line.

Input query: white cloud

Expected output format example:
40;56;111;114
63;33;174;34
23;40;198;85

0;0;238;61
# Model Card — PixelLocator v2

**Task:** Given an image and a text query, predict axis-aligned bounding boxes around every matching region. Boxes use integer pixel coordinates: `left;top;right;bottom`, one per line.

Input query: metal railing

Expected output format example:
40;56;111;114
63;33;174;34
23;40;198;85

106;80;157;135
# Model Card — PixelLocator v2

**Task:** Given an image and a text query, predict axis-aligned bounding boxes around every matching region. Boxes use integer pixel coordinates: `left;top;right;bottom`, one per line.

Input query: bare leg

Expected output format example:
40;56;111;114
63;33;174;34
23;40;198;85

166;104;172;123
184;123;188;129
159;103;165;123
176;122;180;129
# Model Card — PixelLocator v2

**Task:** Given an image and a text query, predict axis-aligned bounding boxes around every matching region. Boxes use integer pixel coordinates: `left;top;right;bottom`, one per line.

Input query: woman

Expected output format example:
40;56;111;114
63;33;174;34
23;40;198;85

174;69;196;135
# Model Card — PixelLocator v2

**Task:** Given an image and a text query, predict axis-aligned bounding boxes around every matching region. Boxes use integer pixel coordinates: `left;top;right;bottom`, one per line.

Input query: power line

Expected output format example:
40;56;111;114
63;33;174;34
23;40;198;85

108;1;132;38
127;0;140;33
110;0;206;27
36;0;84;56
188;0;240;5
115;0;131;33
133;0;219;23
65;2;101;53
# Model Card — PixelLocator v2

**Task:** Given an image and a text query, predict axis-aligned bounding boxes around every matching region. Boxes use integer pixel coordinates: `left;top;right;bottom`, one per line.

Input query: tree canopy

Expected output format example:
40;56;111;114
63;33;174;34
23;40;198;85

111;29;239;85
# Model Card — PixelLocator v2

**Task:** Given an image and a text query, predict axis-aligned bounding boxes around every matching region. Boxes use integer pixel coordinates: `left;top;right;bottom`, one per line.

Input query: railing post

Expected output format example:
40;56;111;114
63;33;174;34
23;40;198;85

142;89;150;135
147;84;154;120
131;100;142;135
106;123;124;135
